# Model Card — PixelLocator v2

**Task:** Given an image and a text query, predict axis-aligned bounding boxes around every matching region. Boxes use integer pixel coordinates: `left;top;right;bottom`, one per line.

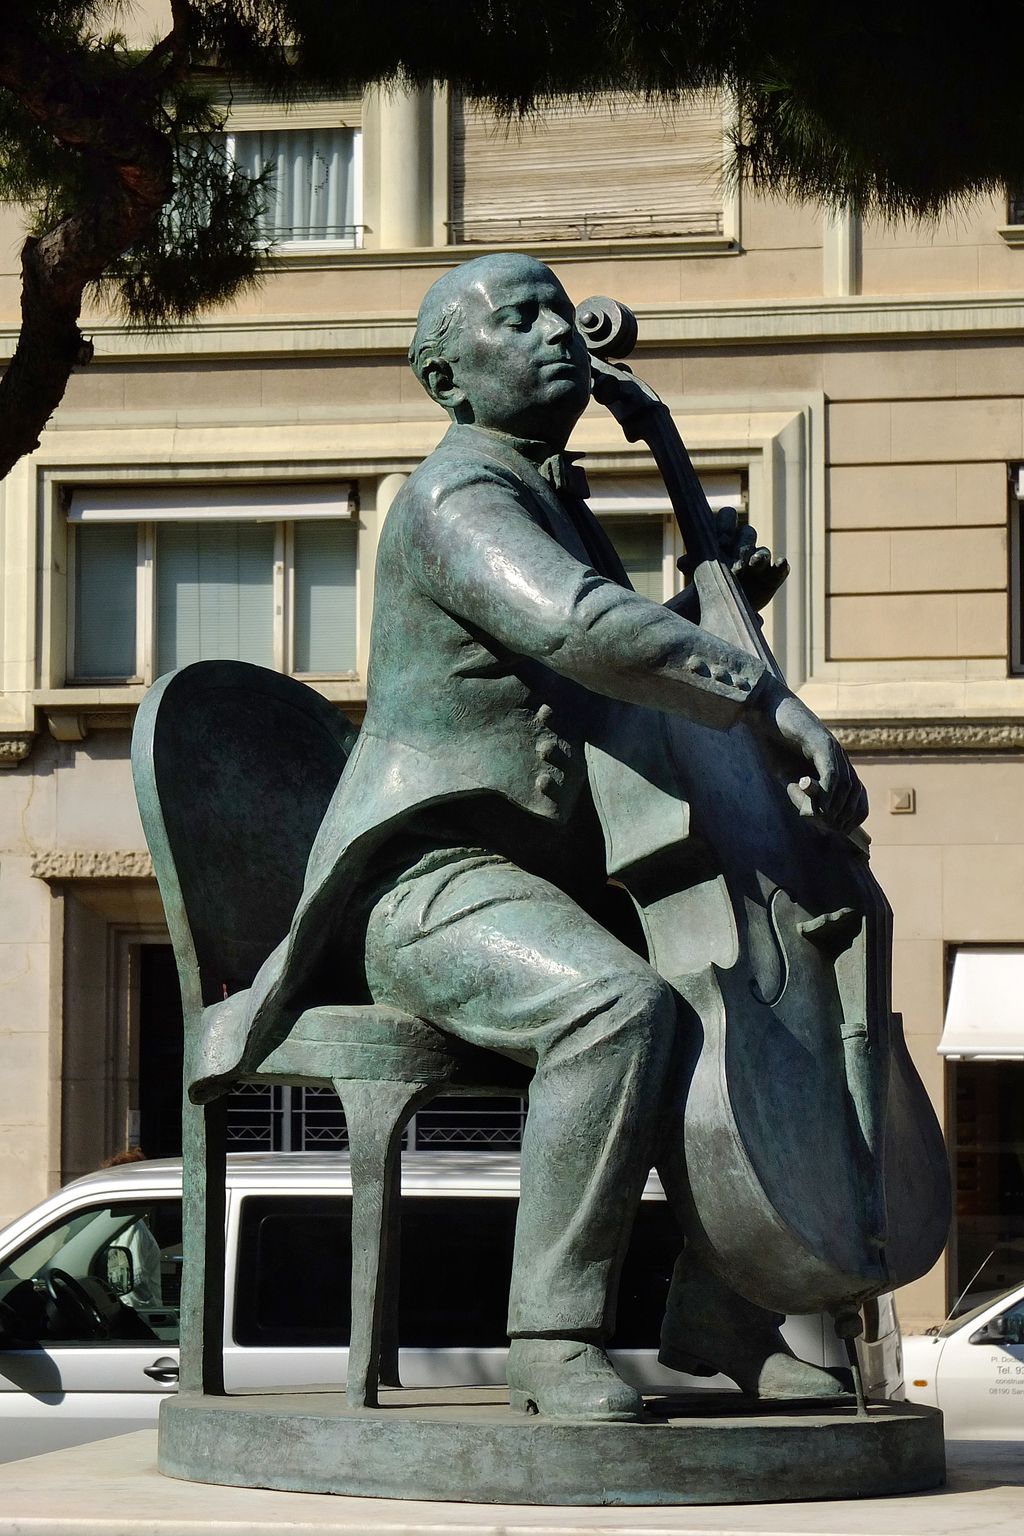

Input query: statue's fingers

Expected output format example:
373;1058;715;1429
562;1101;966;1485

715;505;738;546
734;523;758;559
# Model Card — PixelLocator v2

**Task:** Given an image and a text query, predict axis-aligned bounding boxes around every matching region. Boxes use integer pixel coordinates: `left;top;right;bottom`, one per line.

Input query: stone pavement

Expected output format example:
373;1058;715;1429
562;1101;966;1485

0;1431;1019;1536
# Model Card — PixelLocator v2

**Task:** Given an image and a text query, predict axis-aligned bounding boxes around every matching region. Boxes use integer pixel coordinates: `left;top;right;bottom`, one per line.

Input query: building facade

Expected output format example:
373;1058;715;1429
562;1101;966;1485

2;61;1024;1330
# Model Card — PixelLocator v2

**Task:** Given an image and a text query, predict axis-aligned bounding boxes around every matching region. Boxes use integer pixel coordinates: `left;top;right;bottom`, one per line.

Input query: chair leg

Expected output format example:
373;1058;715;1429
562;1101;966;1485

377;1152;403;1388
178;1095;227;1396
334;1079;432;1409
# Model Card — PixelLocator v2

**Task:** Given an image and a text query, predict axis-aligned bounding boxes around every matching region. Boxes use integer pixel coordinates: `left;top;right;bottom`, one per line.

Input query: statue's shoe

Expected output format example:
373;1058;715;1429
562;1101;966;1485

507;1338;643;1421
659;1339;851;1399
659;1253;852;1400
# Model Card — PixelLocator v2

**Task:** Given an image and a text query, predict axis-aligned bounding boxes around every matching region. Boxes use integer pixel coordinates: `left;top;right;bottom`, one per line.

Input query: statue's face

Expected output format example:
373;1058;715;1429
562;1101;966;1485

447;257;591;444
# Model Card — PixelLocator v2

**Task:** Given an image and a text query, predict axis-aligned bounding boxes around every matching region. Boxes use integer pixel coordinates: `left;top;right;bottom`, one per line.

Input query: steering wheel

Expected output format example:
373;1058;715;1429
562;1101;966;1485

45;1268;106;1336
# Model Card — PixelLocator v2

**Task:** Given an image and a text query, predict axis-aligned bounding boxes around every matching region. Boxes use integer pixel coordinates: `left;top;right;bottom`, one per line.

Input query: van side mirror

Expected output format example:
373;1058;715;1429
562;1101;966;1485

104;1245;135;1298
970;1315;1009;1345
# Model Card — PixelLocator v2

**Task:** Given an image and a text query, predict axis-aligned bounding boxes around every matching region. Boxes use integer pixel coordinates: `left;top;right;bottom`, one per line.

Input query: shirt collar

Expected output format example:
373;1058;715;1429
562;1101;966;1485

454;425;590;498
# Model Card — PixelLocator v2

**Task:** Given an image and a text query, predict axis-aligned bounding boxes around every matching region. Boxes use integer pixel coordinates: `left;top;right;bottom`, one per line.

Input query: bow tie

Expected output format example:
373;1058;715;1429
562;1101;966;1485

538;452;590;500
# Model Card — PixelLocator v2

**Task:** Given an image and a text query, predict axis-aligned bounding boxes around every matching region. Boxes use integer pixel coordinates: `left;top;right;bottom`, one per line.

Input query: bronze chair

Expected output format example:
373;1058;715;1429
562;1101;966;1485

132;660;528;1408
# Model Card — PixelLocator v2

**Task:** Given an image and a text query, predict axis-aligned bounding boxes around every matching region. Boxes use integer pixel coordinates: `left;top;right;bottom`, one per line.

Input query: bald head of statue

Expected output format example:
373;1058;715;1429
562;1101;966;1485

408;253;592;448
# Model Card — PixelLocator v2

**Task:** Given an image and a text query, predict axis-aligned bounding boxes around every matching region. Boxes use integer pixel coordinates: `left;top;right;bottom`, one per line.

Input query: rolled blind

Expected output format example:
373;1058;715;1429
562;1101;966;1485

74;524;138;679
450;92;725;244
156;524;274;676
293;521;357;673
69;483;353;522
205;80;362;133
588;472;744;516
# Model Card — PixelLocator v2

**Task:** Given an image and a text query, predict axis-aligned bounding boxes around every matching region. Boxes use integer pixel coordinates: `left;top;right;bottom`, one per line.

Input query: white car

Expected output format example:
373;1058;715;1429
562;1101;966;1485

904;1283;1024;1438
0;1151;902;1463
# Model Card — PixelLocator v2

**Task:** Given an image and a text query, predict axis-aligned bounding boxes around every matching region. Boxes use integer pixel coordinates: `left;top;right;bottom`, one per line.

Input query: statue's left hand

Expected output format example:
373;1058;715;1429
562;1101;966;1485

679;506;789;612
762;683;869;834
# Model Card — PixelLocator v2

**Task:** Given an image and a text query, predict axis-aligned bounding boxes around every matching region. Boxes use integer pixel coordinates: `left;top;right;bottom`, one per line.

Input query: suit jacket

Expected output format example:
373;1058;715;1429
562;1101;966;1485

190;423;768;1098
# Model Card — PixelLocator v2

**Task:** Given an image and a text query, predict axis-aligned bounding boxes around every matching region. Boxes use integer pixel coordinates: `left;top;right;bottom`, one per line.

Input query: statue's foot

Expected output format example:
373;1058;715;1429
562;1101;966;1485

659;1338;850;1399
507;1338;643;1421
659;1253;852;1400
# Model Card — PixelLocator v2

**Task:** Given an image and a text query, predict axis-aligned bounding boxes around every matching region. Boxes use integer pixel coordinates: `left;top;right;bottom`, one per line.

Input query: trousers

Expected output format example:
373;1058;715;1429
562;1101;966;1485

363;839;679;1340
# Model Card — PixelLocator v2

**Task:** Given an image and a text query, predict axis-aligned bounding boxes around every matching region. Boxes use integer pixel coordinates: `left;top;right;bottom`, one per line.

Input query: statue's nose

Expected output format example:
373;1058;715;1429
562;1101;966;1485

542;307;570;341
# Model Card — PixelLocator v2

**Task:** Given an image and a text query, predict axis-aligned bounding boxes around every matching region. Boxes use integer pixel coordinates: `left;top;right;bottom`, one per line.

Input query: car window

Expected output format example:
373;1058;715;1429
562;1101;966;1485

938;1295;996;1336
997;1299;1024;1345
938;1285;1024;1338
234;1194;680;1349
0;1201;182;1347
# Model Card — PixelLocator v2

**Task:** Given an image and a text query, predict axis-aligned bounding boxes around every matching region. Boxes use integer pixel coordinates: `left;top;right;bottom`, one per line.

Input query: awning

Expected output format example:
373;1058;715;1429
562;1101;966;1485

939;949;1024;1060
587;472;744;517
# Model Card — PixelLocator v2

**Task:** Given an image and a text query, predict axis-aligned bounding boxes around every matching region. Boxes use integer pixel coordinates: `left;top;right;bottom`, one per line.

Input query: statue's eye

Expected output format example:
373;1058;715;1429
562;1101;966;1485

498;302;536;330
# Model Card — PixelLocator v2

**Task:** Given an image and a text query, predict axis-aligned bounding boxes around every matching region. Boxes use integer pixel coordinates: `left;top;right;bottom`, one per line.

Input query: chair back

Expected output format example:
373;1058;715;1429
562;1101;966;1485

132;661;356;1031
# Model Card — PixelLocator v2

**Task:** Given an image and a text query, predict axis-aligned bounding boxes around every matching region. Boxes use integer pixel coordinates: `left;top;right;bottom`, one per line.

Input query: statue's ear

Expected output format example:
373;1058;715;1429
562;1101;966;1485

422;357;463;412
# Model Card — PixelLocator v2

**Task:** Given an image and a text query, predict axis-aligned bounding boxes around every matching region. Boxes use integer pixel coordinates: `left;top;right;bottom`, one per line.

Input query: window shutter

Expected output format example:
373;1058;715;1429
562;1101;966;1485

156;524;274;675
74;524;138;679
450;92;725;244
601;519;664;601
204;80;362;133
293;521;358;673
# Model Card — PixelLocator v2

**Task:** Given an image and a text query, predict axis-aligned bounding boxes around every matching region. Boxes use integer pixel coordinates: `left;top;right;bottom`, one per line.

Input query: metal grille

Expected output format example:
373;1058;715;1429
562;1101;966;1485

225;1084;288;1149
292;1085;348;1148
225;1085;526;1152
413;1097;527;1148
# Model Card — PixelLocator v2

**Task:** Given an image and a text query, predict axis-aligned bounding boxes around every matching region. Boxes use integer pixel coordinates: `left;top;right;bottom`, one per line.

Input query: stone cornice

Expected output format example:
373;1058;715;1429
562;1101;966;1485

31;849;154;880
2;292;1022;365
834;720;1024;753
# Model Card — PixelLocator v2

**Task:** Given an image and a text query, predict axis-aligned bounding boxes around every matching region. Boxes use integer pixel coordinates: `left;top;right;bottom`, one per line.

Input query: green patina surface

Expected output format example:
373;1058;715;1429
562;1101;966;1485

134;253;950;1500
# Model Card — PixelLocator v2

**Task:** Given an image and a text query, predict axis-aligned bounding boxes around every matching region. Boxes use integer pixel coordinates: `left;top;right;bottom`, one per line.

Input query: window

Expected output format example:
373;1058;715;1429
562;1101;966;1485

0;1201;182;1347
592;472;747;601
450;91;727;245
234;1194;679;1349
226;126;362;247
1011;466;1024;674
950;1060;1024;1307
68;484;358;684
997;1299;1024;1345
1009;188;1024;227
206;86;364;249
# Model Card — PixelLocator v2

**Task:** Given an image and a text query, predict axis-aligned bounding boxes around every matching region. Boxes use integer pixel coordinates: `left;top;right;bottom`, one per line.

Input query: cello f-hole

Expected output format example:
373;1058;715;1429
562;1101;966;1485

749;887;790;1008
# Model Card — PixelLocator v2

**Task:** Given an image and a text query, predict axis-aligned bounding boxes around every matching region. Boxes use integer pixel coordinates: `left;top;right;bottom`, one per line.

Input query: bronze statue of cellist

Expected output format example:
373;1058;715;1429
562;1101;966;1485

192;252;949;1423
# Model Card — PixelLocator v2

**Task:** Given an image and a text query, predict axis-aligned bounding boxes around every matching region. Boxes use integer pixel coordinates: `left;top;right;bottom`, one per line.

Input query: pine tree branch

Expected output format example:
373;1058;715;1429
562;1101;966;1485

0;16;185;478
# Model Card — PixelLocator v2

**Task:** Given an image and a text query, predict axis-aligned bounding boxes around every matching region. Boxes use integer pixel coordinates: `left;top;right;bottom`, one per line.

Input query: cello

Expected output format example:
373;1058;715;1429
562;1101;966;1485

575;296;950;1320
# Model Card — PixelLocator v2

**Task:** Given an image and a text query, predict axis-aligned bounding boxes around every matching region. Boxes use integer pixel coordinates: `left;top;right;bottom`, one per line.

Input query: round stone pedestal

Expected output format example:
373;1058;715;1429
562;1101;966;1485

159;1388;944;1506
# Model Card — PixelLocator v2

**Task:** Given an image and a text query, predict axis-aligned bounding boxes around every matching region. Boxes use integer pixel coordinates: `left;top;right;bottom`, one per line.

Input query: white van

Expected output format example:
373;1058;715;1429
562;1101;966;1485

0;1151;903;1463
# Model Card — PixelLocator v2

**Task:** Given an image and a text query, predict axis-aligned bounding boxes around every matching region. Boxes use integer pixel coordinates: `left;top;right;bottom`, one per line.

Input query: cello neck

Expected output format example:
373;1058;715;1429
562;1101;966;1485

586;347;783;677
